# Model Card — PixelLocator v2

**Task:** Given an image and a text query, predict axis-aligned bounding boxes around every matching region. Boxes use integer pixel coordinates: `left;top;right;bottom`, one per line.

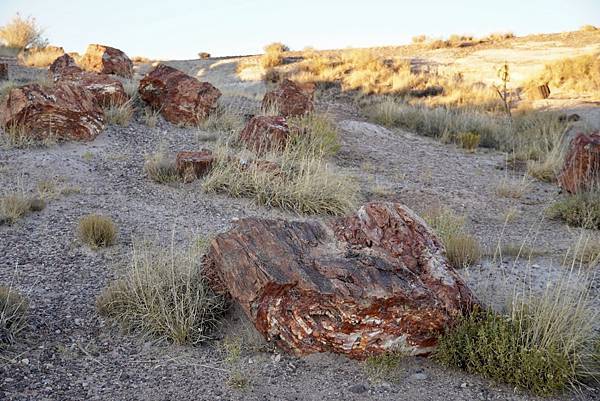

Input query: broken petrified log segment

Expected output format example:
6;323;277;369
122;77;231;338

79;44;133;78
557;132;600;193
528;84;551;100
138;64;221;125
48;54;128;107
261;79;314;117
0;83;104;141
239;115;291;153
205;202;477;359
176;149;215;181
0;63;8;81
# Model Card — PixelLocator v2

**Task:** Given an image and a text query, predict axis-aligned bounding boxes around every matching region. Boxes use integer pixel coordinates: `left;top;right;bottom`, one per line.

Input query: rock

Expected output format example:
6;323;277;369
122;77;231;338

0;83;104;141
409;85;443;98
198;52;211;59
79;44;133;78
348;384;368;394
528;84;550;100
49;54;128;106
205;202;477;359
138;64;221;125
239;115;290;153
176;149;215;180
558;113;581;123
261;79;314;117
0;63;8;81
409;372;428;381
557;132;600;193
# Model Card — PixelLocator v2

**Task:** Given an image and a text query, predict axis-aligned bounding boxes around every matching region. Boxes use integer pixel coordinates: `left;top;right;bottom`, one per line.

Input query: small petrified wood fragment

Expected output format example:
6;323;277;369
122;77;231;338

205;202;477;359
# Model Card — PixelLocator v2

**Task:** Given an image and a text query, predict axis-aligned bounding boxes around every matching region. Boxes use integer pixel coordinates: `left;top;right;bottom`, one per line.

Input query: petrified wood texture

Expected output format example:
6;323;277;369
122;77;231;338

0;83;104;141
79;44;133;78
239;115;290;153
205;202;476;359
558;132;600;194
138;64;221;125
261;79;314;117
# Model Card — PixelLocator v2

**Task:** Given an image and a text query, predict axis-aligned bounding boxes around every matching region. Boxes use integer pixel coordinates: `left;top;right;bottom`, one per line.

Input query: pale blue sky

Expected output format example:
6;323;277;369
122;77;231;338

1;0;598;59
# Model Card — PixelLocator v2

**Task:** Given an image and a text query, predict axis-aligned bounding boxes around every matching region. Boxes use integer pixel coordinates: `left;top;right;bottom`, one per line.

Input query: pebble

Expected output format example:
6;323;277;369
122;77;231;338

348;383;368;394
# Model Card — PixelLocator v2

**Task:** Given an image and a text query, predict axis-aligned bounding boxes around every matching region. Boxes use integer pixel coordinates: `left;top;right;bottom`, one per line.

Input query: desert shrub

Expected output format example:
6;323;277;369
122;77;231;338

456;132;480;151
495;175;530;199
484;32;516;41
0;14;47;50
97;241;225;345
103;100;134;126
260;42;288;69
0;286;28;346
423;207;481;268
264;42;289;53
364;351;404;382
19;46;64;67
142;107;160;128
287;113;341;157
77;214;117;248
0;192;31;224
198;52;211;59
547;191;600;229
263;68;280;83
580;24;598;32
436;268;598;396
411;35;428;44
526;54;600;96
144;151;180;184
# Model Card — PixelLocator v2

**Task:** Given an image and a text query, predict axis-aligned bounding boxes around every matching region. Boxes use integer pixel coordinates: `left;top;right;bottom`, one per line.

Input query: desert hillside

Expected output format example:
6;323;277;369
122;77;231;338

1;16;600;401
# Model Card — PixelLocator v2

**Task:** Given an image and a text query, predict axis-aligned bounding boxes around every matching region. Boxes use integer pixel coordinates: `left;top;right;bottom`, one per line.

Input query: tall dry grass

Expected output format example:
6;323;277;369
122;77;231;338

526;54;600;96
0;14;47;50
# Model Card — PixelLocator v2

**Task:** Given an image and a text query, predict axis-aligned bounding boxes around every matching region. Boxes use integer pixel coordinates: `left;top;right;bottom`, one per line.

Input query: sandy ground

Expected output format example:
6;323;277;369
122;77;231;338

1;34;600;400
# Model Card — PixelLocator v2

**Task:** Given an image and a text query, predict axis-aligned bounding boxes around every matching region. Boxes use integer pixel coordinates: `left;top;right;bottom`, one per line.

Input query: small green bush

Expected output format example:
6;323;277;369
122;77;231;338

77;214;117;248
0;286;28;346
456;131;480;151
547;191;600;229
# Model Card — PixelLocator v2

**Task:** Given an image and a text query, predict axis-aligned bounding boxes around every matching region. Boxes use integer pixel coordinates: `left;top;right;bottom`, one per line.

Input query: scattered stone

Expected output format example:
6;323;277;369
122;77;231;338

261;79;314;117
49;54;128;107
557;132;600;193
409;373;428;381
205;202;477;359
239;115;290;153
79;44;133;78
175;149;215;181
558;113;581;122
348;384;368;394
138;64;221;125
0;83;104;141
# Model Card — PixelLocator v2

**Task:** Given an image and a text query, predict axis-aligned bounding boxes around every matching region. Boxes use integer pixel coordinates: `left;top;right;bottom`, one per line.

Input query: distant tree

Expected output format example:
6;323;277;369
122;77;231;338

0;14;47;50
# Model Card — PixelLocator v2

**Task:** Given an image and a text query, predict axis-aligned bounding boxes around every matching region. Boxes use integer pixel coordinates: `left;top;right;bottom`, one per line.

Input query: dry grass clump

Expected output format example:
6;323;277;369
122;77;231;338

436;266;599;396
580;25;598;32
97;240;225;345
423;207;481;268
103;100;134;126
0;192;31;224
142;107;160;128
260;42;289;69
526;54;600;96
204;113;353;215
144;151;180;184
364;99;566;163
364;351;404;382
547;191;600;229
456;132;480;151
197;105;245;136
77;214;117;248
0;124;57;149
19;46;64;67
0;286;28;347
495;175;530;199
0;14;47;50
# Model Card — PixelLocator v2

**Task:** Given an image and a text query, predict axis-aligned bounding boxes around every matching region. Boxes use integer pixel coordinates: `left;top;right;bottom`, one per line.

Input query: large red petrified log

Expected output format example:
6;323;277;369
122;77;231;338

557;132;600;193
0;83;104;141
79;44;133;78
205;202;476;359
239;115;290;153
261;79;314;117
138;64;221;125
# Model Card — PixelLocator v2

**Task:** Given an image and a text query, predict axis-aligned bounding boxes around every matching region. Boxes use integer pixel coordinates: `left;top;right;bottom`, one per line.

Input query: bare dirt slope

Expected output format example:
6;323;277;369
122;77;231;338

1;34;599;401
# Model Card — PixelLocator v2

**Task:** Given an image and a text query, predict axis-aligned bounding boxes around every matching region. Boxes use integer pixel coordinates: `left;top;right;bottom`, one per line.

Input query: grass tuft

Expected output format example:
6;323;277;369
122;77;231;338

0;286;28;347
547;191;600;229
103;100;134;126
77;214;117;248
144;151;180;184
97;241;225;345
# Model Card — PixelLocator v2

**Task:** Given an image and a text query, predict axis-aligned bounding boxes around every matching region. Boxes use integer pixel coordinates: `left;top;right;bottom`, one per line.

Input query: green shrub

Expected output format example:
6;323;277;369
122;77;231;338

97;241;224;345
0;286;28;346
456;131;480;151
548;191;600;229
77;214;117;248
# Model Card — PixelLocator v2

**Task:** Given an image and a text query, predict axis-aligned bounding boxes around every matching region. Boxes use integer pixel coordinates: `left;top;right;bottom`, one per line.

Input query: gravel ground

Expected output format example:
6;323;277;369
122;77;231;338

1;60;599;400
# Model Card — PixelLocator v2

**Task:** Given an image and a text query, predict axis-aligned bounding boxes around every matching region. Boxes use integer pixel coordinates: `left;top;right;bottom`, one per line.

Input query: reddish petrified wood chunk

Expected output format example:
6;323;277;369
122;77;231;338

239;115;290;153
261;79;314;117
558;132;600;193
0;82;104;141
0;63;8;81
138;64;221;125
205;202;477;359
176;149;215;180
48;54;128;107
79;44;133;78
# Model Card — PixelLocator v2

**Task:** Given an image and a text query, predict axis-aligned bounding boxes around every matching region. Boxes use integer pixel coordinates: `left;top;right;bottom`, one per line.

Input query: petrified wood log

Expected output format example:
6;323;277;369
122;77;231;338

261;79;314;117
558;132;600;193
79;44;133;78
239;115;290;153
205;202;476;359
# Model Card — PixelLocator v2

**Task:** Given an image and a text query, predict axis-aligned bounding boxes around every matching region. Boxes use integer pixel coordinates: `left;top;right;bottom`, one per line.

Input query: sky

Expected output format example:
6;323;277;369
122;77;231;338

0;0;599;60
